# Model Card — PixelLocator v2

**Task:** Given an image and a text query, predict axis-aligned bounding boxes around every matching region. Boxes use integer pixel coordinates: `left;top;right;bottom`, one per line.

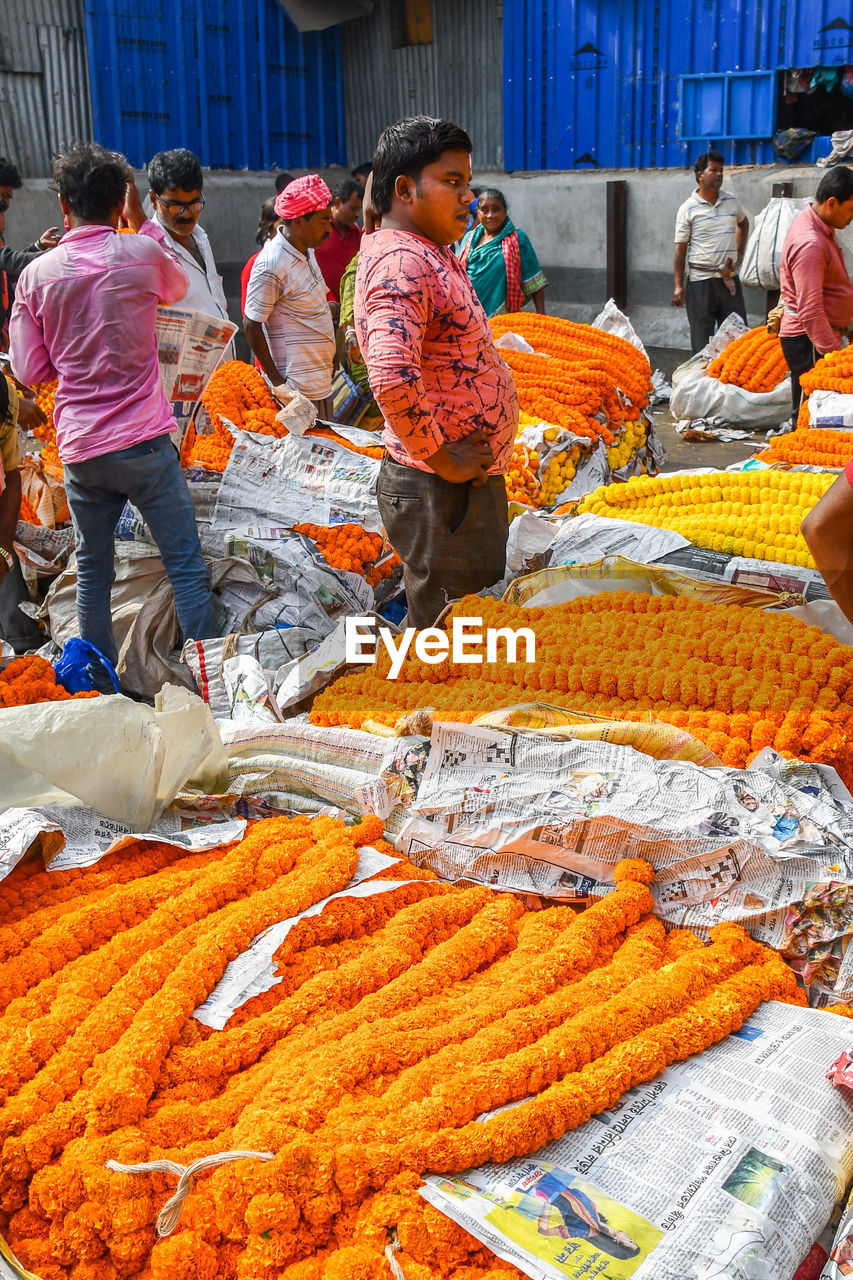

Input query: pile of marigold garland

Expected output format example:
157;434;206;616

311;591;853;779
183;361;285;471
0;656;97;709
576;469;831;567
294;523;401;586
489;313;652;447
761;427;853;470
0;812;804;1280
707;326;788;392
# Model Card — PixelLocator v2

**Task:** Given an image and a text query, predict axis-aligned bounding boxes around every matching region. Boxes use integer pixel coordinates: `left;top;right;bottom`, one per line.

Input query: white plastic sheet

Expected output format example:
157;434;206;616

0;684;227;829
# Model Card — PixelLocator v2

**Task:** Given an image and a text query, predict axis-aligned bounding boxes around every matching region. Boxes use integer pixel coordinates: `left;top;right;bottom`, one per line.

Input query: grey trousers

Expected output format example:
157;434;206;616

376;457;509;629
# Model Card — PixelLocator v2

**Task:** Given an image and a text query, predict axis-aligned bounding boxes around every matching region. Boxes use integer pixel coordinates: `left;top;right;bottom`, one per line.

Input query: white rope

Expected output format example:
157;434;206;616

385;1230;407;1279
106;1150;274;1237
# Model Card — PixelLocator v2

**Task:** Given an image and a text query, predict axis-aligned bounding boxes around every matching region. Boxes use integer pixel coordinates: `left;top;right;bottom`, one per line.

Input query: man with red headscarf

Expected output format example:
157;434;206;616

243;173;335;418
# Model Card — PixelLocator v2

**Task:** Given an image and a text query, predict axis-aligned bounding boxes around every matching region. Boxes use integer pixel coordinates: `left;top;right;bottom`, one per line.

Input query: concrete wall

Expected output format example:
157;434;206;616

6;161;852;356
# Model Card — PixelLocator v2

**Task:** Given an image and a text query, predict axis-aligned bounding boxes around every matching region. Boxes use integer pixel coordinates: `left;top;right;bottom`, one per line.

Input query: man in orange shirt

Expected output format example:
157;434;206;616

354;116;518;627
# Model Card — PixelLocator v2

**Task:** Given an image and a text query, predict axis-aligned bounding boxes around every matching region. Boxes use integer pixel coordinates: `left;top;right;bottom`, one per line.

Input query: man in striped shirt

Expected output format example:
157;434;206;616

671;151;749;353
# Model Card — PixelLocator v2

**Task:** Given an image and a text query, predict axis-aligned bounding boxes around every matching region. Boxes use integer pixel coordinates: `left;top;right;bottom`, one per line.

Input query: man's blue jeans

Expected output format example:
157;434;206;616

63;434;216;668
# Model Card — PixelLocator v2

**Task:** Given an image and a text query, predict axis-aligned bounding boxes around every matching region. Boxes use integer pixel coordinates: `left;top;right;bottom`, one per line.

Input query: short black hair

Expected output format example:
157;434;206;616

147;148;203;195
0;158;22;190
478;187;508;211
816;165;853;205
371;116;472;216
274;171;294;194
52;141;128;222
352;162;372;180
693;150;725;182
256;197;280;246
332;178;362;204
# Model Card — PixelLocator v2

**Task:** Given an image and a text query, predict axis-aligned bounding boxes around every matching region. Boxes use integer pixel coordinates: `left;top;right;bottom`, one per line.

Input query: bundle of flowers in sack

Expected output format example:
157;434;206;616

606;414;647;473
761;427;853;470
183;361;285;471
0;808;804;1280
311;590;853;779
0;655;98;708
294;523;401;587
707;326;788;392
576;469;831;568
490;313;652;446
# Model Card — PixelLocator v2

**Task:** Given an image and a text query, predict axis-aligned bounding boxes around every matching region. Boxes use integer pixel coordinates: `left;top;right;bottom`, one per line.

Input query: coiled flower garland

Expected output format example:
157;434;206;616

0;833;806;1280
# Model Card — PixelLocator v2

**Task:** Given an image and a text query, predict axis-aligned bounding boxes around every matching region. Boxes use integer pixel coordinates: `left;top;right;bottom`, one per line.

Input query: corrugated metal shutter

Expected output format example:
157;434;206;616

503;0;853;172
83;0;345;170
0;0;92;177
342;0;503;169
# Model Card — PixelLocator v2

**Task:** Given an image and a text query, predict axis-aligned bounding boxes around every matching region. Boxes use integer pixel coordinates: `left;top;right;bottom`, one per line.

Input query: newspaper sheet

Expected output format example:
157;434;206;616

0;805;245;880
422;1002;853;1280
547;514;689;567
155;306;236;420
193;846;402;1028
388;724;853;1000
212;432;381;534
221;526;373;634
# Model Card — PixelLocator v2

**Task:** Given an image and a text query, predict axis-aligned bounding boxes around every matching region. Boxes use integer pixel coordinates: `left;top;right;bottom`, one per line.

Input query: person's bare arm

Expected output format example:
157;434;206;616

0;469;21;587
530;287;546;315
736;215;749;265
672;243;688;306
801;473;853;623
243;318;285;386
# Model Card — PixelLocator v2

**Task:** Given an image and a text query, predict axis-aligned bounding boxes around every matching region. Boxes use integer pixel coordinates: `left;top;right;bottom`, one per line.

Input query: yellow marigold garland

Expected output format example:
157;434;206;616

576;468;832;567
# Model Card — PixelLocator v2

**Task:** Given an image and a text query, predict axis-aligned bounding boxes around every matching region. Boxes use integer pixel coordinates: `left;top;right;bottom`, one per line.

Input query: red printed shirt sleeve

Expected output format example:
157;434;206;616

358;251;444;460
787;239;841;354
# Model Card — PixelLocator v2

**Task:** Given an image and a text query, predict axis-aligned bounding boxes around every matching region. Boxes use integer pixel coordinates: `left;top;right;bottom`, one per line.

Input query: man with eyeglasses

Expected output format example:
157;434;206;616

148;149;234;355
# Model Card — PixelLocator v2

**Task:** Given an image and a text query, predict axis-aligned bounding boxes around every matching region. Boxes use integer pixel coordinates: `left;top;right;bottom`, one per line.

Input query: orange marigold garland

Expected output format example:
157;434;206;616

183;361;284;471
707;326;788;393
761;426;853;470
0;836;809;1280
311;590;853;782
0;656;97;710
294;523;401;585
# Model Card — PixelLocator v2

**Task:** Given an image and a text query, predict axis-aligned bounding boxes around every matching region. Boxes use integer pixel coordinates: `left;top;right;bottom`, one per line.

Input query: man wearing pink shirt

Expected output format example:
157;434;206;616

10;142;215;668
780;166;853;429
355;116;518;628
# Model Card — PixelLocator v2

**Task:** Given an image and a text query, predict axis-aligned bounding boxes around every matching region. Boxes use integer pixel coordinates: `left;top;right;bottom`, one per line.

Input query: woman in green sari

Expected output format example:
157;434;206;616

457;188;547;317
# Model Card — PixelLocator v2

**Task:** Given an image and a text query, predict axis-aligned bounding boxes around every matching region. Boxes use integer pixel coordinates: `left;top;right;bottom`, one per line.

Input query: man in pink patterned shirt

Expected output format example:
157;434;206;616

355;116;518;628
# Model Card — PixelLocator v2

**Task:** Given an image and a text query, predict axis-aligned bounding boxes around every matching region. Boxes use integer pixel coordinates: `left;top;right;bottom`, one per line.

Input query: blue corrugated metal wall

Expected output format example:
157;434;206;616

504;0;852;170
83;0;345;170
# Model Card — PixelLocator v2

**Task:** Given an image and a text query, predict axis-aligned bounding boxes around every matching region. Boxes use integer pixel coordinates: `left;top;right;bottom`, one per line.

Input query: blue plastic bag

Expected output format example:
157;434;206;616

54;638;121;695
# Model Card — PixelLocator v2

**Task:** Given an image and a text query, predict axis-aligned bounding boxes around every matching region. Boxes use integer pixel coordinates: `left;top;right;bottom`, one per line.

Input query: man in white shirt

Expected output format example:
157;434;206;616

243;174;335;419
671;150;749;353
148;148;234;357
